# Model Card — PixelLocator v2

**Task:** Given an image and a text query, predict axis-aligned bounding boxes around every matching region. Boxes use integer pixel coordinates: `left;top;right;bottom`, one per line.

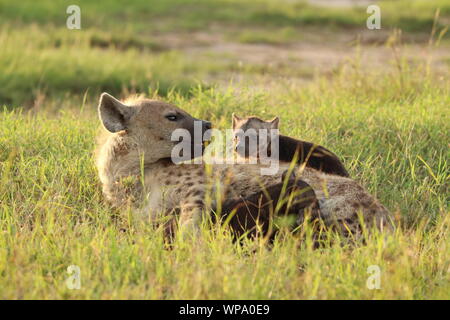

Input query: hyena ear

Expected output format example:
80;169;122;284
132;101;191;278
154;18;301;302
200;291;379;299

270;117;279;129
98;92;135;133
232;113;241;128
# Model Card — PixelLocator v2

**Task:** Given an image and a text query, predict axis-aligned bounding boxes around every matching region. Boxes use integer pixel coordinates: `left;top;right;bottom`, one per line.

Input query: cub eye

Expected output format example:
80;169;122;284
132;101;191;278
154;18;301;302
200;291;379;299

165;114;178;121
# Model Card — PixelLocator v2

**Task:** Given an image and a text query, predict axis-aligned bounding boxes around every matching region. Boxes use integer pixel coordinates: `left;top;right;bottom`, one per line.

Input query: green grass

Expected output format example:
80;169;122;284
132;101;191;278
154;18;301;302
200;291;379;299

0;0;449;299
1;69;449;298
0;26;207;105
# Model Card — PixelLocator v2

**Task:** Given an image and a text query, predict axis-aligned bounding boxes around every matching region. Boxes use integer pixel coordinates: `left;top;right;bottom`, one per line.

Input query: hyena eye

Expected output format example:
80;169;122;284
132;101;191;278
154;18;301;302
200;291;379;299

165;114;178;121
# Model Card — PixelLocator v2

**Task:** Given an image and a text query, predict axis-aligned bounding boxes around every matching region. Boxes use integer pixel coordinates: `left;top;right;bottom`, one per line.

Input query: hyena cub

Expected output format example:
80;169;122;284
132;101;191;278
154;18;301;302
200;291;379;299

232;114;393;236
232;114;349;177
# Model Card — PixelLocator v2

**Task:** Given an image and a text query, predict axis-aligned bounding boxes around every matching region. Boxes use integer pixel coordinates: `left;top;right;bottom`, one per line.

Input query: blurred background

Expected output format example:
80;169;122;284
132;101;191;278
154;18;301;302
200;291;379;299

0;0;448;108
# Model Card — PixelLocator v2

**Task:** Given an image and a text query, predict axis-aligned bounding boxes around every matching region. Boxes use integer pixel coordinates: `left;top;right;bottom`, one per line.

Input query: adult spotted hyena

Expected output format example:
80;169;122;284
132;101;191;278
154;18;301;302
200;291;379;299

231;114;393;236
95;93;303;235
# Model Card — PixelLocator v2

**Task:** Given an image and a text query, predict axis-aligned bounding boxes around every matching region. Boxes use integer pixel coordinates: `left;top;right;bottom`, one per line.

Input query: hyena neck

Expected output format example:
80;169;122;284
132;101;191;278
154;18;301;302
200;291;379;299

96;133;161;204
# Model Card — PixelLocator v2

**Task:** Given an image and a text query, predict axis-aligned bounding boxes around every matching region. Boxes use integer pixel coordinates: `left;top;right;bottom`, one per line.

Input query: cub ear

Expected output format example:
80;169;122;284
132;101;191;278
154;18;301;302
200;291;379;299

232;113;241;128
98;93;135;133
270;117;279;129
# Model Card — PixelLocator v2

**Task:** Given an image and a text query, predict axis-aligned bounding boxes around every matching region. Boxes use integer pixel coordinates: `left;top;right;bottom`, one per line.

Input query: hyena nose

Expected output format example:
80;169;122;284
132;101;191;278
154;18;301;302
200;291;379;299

203;121;212;130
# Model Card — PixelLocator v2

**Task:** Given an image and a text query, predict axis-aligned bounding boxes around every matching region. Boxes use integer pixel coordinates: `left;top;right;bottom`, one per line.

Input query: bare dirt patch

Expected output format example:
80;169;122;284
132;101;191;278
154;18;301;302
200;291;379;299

154;27;450;87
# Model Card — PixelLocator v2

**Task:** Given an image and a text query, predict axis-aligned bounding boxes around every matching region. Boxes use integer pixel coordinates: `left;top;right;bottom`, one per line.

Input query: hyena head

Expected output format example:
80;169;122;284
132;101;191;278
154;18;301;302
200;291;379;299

232;113;279;159
98;92;211;162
